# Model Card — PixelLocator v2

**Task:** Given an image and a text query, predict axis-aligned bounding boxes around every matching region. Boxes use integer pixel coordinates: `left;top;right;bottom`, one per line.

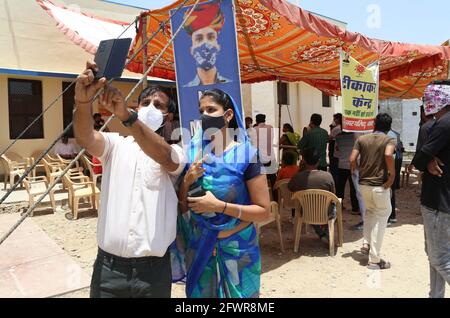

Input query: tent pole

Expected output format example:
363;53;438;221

278;102;282;166
142;15;148;89
277;80;282;166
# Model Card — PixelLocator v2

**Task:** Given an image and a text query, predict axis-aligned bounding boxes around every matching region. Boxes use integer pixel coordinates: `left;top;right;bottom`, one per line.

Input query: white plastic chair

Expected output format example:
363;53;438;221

255;201;284;252
292;190;343;256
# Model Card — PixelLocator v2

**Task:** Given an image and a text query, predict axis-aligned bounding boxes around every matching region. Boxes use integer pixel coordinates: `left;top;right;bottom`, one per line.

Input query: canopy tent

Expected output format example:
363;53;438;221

32;0;171;82
36;0;137;55
127;0;450;99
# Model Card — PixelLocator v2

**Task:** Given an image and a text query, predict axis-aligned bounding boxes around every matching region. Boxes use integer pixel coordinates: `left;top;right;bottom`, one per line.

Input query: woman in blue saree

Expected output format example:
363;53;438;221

173;89;271;298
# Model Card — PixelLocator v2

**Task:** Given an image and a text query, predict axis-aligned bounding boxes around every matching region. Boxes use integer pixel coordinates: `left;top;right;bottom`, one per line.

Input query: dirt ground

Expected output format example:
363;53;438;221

1;180;448;298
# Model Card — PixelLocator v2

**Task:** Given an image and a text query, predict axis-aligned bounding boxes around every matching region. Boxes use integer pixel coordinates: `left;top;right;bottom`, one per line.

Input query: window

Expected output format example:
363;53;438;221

62;82;75;137
412;112;418;116
8;79;43;139
322;92;331;108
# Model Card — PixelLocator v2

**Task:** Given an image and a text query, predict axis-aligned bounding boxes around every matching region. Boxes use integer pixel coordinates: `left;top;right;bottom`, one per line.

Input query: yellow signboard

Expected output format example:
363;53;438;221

340;51;379;132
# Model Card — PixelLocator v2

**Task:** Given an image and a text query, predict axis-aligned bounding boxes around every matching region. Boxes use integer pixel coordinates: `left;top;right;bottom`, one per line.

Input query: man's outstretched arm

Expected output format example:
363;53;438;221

73;61;107;158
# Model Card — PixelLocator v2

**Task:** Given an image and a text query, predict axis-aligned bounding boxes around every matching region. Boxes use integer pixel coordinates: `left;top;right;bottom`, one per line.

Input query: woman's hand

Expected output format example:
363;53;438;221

75;61;107;105
184;157;206;187
188;191;224;214
99;85;129;121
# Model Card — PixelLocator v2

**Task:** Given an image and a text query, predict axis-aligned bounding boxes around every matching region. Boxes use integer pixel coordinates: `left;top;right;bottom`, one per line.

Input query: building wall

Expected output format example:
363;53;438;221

380;98;422;152
0;73;144;175
402;99;422;151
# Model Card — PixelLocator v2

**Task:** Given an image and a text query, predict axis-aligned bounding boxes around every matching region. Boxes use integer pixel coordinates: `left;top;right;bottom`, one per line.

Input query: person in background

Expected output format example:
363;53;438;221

245;116;257;148
279;123;300;163
276;150;300;222
408;105;436;190
90;114;106;180
350;113;396;270
276;151;300;183
302;125;311;137
298;114;329;172
54;134;78;159
329;113;342;185
412;81;450;298
245;116;253;130
93;113;109;132
254;114;276;188
416;105;436;153
335;131;360;214
162;109;181;145
288;147;336;245
387;129;404;224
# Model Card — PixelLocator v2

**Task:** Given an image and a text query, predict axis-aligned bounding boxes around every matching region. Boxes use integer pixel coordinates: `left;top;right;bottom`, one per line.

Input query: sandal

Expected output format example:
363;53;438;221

367;259;391;270
360;244;370;255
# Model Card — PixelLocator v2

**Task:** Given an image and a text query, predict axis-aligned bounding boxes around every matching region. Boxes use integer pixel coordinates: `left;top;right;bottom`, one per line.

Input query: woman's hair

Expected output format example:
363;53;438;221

283;123;294;133
200;89;238;129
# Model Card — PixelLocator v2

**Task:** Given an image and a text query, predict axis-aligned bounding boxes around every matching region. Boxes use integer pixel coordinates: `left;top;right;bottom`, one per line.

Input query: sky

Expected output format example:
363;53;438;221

104;0;449;45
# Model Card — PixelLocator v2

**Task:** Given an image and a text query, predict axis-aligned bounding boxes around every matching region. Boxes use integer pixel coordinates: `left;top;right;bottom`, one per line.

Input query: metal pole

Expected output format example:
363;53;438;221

142;15;148;89
277;81;282;166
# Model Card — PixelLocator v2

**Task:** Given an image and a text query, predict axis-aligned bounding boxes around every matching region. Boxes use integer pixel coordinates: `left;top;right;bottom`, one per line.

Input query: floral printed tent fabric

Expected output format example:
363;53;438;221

127;0;450;99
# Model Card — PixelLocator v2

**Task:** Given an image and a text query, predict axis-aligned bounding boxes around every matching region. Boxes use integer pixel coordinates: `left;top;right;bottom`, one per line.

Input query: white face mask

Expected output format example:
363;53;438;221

138;103;164;131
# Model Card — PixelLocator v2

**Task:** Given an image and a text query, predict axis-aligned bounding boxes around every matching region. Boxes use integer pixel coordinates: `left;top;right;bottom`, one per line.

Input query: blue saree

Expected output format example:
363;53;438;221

171;135;262;298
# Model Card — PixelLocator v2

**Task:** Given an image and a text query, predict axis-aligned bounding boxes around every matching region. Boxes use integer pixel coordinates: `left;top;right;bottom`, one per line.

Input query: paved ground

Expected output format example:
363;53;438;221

0;177;448;298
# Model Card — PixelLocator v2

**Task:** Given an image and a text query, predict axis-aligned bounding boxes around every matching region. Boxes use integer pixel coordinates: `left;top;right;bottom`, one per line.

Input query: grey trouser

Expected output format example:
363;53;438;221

421;205;450;298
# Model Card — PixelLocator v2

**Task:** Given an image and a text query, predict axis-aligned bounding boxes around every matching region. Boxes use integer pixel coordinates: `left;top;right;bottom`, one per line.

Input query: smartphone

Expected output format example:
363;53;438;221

187;185;206;198
94;38;132;80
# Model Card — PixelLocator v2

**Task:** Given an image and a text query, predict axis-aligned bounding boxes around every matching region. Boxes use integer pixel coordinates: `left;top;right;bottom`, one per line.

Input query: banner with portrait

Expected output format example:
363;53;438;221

170;0;243;141
340;51;379;132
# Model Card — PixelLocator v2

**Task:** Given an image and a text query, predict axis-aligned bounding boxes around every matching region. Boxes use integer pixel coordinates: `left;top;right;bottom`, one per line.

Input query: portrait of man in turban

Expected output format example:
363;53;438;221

183;1;231;87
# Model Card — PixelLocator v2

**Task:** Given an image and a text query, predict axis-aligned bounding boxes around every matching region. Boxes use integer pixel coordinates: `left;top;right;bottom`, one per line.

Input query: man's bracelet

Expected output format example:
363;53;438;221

222;202;227;214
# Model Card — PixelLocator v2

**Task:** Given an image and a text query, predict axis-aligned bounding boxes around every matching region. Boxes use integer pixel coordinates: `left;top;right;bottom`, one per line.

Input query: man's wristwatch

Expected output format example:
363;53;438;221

121;109;138;127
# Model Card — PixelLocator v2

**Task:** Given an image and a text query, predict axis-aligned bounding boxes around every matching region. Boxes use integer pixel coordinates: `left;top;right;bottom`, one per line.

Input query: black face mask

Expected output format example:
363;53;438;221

201;114;226;138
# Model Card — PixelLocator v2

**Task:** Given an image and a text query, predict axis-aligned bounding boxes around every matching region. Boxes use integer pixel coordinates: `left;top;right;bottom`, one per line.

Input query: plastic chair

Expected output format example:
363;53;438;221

401;164;422;188
62;172;100;220
255;202;284;252
56;154;80;170
26;150;46;177
273;179;297;213
292;190;343;256
1;153;27;189
42;157;83;189
274;179;303;232
23;176;56;216
81;154;102;186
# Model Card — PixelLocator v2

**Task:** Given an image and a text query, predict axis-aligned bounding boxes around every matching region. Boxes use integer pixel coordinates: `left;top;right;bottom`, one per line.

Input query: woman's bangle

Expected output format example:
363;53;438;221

237;206;242;219
222;202;227;214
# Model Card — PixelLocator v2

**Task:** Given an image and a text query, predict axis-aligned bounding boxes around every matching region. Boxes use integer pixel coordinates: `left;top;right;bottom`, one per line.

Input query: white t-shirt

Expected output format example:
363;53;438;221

330;125;342;139
97;133;185;258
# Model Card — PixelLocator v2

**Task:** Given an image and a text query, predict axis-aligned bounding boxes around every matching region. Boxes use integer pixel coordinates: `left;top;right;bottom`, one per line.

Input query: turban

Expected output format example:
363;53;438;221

423;82;450;116
183;2;224;35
